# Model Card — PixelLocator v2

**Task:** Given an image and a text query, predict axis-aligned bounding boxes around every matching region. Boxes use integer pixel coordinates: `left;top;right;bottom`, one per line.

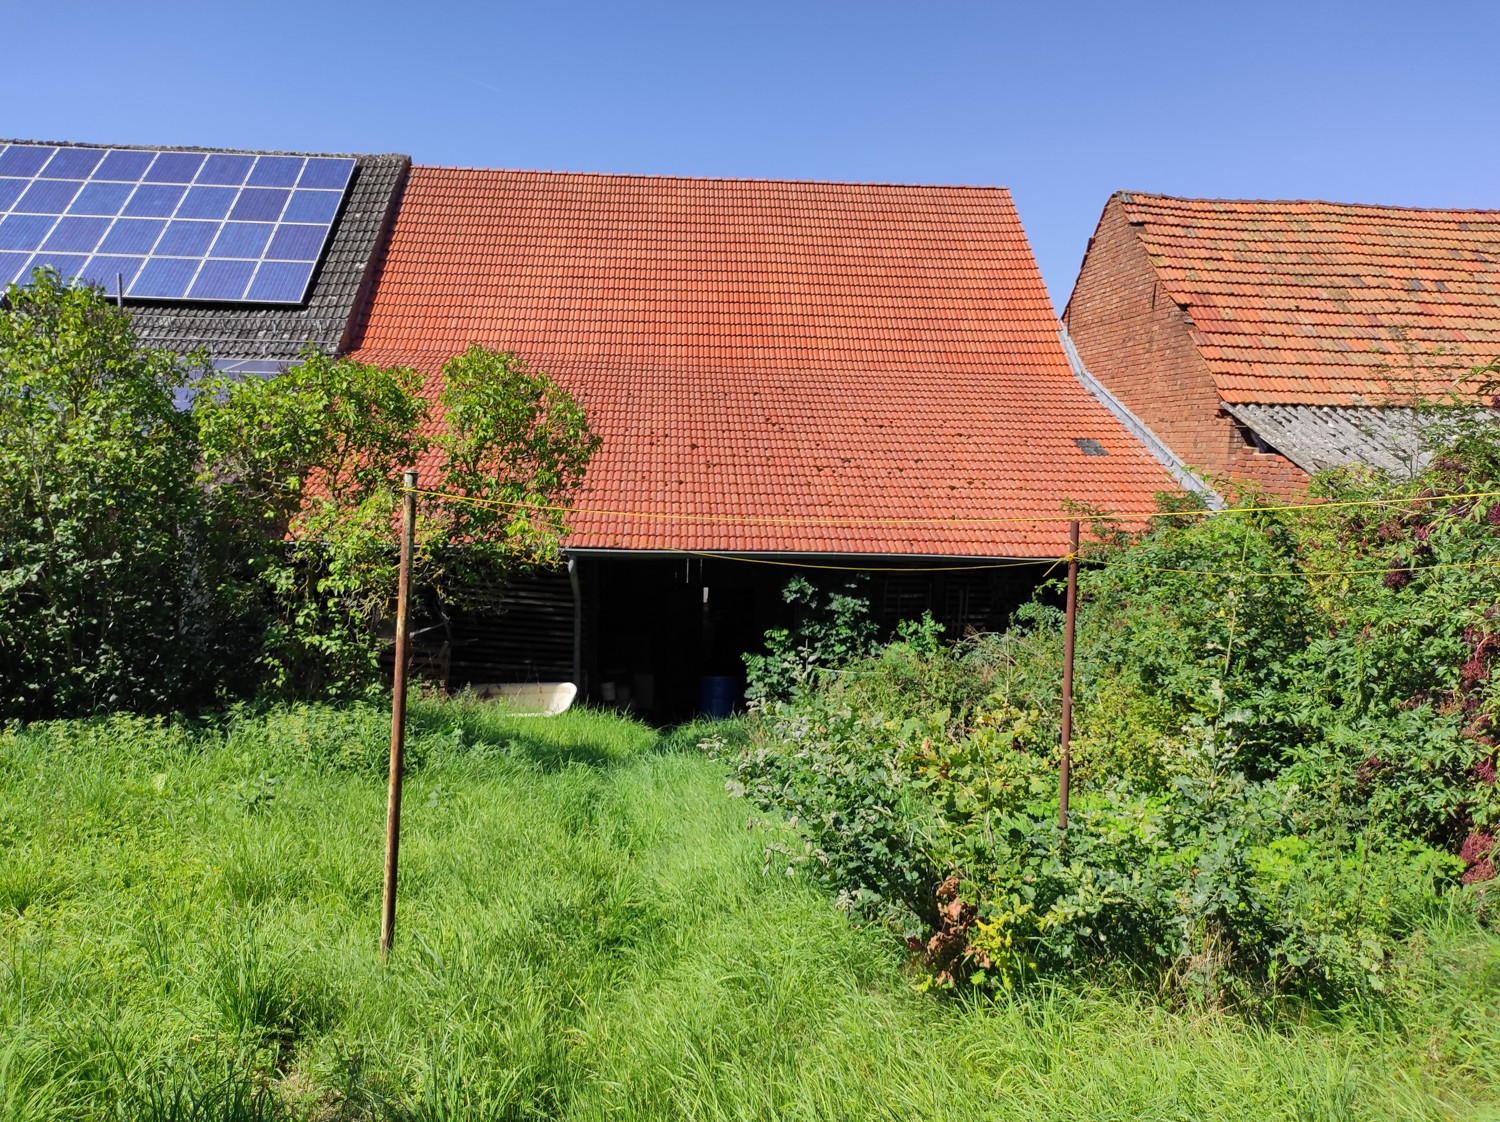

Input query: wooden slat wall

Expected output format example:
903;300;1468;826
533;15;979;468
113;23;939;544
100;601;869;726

447;568;575;686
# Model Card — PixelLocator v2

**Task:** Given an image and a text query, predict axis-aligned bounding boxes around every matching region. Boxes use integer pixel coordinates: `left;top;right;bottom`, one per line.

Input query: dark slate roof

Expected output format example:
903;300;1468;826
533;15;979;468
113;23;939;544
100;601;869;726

4;139;410;362
1224;402;1492;477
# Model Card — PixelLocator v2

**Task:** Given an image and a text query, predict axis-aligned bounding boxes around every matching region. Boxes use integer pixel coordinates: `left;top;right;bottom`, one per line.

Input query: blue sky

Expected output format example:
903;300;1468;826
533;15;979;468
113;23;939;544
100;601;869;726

13;1;1498;310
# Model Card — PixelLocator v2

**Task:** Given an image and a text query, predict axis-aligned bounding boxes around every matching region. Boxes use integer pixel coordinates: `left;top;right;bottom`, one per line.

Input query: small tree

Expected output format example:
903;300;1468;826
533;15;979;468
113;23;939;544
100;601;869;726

743;575;880;704
196;346;601;699
195;349;430;698
0;271;209;716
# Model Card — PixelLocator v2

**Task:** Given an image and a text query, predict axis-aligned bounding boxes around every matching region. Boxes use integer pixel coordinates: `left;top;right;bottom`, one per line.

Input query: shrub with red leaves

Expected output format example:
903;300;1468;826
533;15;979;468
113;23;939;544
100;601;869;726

1460;831;1495;884
1355;754;1386;789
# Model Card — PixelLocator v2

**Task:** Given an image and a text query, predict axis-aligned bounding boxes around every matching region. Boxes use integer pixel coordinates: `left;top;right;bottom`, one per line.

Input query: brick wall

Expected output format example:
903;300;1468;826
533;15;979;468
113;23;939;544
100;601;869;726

1063;197;1308;498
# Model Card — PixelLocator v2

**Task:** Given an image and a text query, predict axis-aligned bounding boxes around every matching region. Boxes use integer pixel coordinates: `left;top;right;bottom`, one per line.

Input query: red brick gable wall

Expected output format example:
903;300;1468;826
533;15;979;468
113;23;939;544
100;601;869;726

1064;197;1309;498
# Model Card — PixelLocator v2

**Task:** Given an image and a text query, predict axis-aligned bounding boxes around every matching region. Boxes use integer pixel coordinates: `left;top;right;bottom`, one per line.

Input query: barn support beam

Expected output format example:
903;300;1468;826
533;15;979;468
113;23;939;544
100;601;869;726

567;554;583;690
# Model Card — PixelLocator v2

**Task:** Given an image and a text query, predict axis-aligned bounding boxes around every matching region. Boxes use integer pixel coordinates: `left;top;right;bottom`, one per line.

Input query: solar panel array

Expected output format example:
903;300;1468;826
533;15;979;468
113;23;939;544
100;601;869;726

0;143;355;304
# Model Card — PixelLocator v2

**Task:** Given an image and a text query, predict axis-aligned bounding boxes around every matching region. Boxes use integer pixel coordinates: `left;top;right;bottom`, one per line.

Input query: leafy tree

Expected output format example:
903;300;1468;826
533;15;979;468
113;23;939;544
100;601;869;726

194;350;430;699
424;345;601;603
0;271;208;716
195;345;602;697
0;273;602;715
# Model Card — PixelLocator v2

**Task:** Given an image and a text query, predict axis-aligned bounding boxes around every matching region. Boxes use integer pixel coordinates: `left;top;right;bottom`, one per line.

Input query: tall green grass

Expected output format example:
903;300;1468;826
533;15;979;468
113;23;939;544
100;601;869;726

0;698;1496;1120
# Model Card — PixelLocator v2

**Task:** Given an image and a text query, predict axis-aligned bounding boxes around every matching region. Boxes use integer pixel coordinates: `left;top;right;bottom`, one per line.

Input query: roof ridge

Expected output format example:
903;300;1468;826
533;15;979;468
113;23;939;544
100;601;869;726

0;137;409;162
411;164;1015;193
1118;190;1500;217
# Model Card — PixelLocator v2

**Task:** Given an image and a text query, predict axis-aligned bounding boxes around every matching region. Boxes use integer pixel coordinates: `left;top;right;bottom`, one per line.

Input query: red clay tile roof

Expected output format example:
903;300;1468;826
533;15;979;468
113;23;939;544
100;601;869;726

352;168;1178;556
1117;193;1500;406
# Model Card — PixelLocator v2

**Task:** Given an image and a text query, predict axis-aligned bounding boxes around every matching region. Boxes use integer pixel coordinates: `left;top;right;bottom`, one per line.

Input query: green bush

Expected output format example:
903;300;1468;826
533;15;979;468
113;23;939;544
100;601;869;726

716;404;1500;1002
0;271;217;716
743;575;881;704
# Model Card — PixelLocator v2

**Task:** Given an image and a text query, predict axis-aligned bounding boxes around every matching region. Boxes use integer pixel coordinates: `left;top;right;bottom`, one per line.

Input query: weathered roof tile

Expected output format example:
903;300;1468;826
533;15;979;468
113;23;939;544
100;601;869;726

354;168;1178;556
1118;193;1500;405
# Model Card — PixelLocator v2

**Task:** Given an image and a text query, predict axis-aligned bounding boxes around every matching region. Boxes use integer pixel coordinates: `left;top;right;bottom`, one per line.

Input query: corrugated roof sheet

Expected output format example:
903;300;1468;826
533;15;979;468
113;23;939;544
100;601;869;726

353;168;1178;556
1223;403;1496;477
1118;193;1500;406
1223;403;1430;475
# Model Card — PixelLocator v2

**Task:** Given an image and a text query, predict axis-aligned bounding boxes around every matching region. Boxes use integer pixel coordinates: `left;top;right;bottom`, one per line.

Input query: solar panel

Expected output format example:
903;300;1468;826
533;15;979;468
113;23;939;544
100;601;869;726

0;143;354;304
174;357;291;410
212;358;288;375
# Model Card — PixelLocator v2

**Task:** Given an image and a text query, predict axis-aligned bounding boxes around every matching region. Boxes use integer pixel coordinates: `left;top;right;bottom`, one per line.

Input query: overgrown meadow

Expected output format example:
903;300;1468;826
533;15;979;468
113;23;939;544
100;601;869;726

3;276;1500;1117
2;700;1498;1121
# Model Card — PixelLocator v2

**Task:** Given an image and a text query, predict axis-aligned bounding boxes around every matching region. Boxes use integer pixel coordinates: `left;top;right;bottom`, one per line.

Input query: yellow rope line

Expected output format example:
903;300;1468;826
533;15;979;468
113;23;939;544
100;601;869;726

1094;556;1500;580
408;485;1500;530
405;484;1500;583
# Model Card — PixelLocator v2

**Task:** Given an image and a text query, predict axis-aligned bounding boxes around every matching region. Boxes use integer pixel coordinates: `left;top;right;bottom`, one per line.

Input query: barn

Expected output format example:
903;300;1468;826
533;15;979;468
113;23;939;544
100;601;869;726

0;140;1193;717
1064;192;1500;495
350;168;1194;715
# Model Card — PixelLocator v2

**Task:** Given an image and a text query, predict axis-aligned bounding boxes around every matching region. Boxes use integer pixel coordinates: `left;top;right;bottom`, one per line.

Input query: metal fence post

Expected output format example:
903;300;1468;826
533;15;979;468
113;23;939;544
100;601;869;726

1059;519;1079;830
380;470;417;960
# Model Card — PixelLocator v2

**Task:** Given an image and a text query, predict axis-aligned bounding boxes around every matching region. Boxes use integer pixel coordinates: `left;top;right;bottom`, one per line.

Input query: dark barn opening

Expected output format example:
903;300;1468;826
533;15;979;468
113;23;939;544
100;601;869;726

439;553;1050;723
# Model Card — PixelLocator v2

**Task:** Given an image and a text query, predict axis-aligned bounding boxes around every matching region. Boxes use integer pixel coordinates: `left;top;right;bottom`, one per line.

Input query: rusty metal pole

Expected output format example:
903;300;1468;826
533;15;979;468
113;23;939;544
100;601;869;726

1058;519;1080;831
380;470;417;961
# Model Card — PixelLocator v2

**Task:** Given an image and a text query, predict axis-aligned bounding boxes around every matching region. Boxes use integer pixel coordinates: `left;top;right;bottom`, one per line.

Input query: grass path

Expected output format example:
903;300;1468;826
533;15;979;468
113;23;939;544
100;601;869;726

1;700;1497;1120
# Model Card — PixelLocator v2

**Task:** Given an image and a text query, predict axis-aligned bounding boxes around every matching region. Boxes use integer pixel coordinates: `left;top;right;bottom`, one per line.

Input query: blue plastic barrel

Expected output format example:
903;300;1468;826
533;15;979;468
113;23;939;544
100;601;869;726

700;675;740;717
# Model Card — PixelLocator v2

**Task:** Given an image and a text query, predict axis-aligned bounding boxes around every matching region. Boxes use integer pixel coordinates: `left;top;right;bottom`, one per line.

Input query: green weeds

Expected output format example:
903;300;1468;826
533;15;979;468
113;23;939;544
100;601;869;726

720;431;1500;1004
0;699;1496;1119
